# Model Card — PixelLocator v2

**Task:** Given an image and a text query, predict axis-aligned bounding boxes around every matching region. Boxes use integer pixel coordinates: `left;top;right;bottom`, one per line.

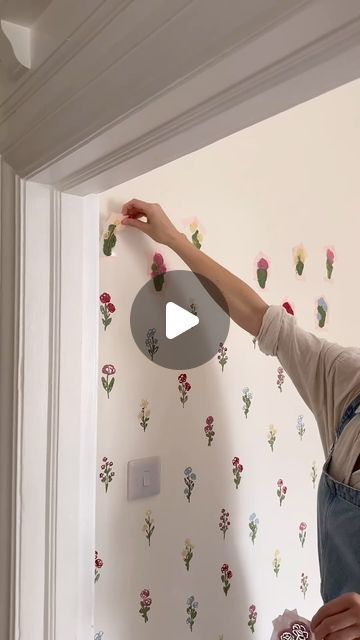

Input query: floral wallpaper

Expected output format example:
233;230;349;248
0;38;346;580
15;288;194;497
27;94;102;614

95;82;360;639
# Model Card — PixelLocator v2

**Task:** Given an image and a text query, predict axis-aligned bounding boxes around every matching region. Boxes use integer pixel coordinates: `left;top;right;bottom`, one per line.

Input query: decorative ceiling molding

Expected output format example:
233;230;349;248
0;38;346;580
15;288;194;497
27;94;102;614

1;0;360;192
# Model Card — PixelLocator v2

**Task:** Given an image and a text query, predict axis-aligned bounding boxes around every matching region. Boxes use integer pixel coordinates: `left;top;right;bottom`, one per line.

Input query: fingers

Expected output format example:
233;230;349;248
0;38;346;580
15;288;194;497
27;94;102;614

312;610;358;639
312;595;353;630
122;199;153;218
321;625;360;640
121;217;148;233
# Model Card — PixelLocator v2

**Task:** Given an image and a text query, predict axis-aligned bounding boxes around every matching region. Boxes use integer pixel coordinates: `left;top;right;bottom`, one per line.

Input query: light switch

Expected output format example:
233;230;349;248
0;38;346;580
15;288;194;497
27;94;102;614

127;456;161;501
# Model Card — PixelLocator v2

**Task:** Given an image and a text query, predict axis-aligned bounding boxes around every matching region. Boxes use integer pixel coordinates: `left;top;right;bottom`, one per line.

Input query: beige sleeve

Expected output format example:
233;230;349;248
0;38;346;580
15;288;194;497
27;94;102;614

257;306;360;454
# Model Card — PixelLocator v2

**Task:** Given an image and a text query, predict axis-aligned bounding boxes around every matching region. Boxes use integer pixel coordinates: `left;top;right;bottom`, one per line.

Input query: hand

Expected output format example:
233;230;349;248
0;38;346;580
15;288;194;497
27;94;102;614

121;199;181;247
311;593;360;639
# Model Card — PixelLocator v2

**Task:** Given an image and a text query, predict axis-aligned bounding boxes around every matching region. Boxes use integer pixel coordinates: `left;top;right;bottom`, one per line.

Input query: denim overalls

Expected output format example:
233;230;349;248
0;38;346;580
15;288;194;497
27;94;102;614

317;394;360;603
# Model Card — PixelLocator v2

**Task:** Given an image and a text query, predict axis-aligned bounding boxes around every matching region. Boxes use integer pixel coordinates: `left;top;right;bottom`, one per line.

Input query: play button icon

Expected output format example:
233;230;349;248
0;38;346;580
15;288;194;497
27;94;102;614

130;270;230;370
166;302;199;339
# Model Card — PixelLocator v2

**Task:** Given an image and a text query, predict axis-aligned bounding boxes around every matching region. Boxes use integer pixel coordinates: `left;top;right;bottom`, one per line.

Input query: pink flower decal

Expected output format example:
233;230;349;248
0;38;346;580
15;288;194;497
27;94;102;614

326;248;335;279
99;456;115;493
256;257;269;289
277;479;287;506
232;457;244;489
277;366;285;392
299;522;307;547
95;550;103;583
220;564;233;596
139;588;152;623
178;373;191;407
248;604;257;633
282;301;294;315
151;253;167;291
219;508;231;540
217;342;228;372
101;364;116;398
99;292;116;331
204;416;215;446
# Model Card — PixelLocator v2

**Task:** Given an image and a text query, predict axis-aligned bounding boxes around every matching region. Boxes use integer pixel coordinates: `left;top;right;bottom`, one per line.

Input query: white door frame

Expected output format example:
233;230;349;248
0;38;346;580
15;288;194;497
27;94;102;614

1;2;360;637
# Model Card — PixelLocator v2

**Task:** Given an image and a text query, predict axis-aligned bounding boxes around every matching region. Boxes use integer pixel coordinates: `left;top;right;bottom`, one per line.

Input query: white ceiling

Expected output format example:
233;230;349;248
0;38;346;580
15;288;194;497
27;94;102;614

0;0;359;192
0;0;51;25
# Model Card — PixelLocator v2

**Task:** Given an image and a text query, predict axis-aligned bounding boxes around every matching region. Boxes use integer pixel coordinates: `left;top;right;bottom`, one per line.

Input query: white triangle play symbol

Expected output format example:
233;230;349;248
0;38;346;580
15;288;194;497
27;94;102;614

166;302;199;340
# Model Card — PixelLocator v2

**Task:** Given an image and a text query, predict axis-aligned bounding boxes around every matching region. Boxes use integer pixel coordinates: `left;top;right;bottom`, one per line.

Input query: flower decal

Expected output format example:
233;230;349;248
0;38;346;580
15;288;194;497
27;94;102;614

178;373;191;407
139;589;152;623
256;256;269;289
182;539;194;571
101;364;116;399
249;513;259;545
299;522;307;547
232;457;243;489
317;297;328;328
220;564;233;596
99;457;115;493
151;253;167;291
138;399;150;432
267;425;277;452
248;605;257;633
99;292;116;330
94;633;104;640
186;595;198;632
103;224;117;256
204;415;215;446
184;467;197;503
326;248;335;279
143;510;155;547
273;549;281;577
293;244;306;276
189;220;203;250
95;550;103;583
219;508;231;540
217;342;228;372
300;573;309;599
296;415;305;440
282;301;294;315
311;461;318;488
277;479;287;506
242;387;253;419
277;366;285;392
145;328;159;361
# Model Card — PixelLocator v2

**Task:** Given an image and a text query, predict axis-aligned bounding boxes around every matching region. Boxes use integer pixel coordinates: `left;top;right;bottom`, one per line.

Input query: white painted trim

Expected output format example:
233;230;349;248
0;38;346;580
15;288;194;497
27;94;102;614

26;0;360;194
0;158;22;640
1;180;99;640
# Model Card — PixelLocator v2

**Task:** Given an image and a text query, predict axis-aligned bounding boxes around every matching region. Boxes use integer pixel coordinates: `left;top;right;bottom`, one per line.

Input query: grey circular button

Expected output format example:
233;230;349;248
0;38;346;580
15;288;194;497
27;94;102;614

130;270;230;369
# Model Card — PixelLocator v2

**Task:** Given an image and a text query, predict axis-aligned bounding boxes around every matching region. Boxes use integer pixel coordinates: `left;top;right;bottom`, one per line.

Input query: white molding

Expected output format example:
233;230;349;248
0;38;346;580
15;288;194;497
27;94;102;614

0;157;22;640
4;182;99;640
19;0;360;194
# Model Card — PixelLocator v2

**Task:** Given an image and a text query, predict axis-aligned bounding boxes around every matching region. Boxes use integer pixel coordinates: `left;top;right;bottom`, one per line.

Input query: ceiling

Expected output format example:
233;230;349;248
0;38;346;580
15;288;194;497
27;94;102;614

0;0;359;193
0;0;51;25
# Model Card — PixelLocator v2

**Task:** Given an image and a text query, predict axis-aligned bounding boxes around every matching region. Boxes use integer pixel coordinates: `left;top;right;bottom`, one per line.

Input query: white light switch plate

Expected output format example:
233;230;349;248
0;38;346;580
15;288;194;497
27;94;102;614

127;456;161;501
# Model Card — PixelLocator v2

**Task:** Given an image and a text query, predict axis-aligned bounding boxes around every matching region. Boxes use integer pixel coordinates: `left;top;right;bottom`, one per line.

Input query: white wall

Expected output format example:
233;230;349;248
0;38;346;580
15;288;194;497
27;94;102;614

95;79;360;640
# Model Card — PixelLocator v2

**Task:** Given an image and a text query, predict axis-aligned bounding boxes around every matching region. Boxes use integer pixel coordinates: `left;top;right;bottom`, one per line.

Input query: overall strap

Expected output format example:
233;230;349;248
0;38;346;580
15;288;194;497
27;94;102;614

336;392;360;440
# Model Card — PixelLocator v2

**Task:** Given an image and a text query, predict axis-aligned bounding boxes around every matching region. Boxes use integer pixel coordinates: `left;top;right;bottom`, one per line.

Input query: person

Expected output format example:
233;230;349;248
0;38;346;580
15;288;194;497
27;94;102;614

121;199;360;640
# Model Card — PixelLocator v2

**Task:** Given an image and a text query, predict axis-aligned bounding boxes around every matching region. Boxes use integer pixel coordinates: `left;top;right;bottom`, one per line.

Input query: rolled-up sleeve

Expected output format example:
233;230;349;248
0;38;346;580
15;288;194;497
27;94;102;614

257;306;360;454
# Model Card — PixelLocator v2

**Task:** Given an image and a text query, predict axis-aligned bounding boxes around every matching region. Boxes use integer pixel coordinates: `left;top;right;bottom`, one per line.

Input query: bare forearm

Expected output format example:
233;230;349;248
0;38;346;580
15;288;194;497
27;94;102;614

169;233;269;336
